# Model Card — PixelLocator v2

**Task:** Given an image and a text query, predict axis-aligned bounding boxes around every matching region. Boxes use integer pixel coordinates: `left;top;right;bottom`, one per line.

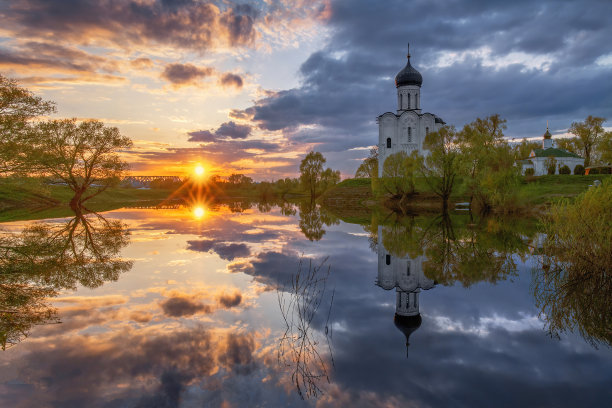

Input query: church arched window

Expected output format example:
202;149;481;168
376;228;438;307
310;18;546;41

407;94;411;109
406;264;411;276
408;127;412;143
416;94;419;109
425;127;429;136
386;138;391;148
385;254;391;265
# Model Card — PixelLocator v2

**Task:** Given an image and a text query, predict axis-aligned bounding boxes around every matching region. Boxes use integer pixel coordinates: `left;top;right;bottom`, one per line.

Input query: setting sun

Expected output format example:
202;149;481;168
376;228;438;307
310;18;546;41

193;206;205;219
194;165;205;176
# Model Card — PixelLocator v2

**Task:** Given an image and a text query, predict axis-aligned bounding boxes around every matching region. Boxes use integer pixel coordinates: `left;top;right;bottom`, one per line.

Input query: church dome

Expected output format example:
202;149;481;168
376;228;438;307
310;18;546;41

543;127;552;139
394;313;422;357
395;47;422;88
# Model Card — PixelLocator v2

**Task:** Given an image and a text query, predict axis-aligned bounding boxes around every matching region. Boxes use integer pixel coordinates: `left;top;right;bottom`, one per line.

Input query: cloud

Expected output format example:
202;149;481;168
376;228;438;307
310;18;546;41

219;72;244;88
186;240;251;261
217;291;243;308
159;295;212;317
1;0;260;52
227;0;612;176
187;121;252;142
161;62;213;85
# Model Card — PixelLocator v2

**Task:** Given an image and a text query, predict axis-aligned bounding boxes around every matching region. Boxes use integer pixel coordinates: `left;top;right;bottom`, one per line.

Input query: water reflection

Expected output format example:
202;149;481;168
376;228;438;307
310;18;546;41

277;258;334;399
0;207;131;349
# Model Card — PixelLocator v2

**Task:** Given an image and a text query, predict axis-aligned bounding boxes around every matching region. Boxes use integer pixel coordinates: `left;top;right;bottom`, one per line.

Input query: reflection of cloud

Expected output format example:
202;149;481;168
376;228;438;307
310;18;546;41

187;240;251;261
160;295;212;317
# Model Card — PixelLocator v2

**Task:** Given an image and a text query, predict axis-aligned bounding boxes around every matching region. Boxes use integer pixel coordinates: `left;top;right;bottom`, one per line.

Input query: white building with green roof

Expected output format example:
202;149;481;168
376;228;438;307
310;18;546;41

519;126;584;175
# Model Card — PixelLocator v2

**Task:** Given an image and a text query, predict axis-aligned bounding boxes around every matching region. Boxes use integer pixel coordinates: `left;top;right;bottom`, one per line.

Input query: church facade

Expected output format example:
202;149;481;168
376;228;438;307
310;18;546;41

518;126;584;176
377;45;445;176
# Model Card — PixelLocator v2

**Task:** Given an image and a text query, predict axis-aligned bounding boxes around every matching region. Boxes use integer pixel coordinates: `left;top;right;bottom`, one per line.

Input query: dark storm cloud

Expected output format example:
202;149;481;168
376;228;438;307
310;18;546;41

219;72;244;88
161;62;213;85
187;239;251;261
0;0;259;51
159;295;212;317
233;0;612;174
187;121;252;142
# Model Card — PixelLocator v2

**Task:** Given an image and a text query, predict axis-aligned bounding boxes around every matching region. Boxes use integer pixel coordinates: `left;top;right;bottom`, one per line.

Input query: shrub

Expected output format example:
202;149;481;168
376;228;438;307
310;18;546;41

559;165;571;175
574;164;585;175
546;157;557;175
524;168;535;176
589;167;599;175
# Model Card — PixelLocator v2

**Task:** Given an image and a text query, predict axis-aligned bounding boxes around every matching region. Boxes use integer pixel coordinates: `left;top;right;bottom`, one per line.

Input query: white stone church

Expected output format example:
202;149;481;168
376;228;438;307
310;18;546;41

377;45;445;176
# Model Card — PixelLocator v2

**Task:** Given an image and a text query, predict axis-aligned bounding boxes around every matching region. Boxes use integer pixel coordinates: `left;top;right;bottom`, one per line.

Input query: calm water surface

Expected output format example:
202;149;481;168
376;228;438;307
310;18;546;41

1;204;611;407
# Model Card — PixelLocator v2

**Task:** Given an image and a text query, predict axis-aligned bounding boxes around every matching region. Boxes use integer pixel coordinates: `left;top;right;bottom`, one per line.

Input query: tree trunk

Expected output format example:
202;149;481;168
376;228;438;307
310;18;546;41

69;187;86;210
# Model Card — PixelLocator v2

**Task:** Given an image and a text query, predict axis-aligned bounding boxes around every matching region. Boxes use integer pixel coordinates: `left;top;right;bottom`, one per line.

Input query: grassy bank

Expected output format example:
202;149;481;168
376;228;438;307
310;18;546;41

0;183;175;222
321;174;611;215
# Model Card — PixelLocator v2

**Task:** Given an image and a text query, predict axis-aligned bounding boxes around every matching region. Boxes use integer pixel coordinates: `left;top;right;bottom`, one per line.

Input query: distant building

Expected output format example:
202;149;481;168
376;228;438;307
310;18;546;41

377;44;445;176
376;226;436;357
519;126;584;175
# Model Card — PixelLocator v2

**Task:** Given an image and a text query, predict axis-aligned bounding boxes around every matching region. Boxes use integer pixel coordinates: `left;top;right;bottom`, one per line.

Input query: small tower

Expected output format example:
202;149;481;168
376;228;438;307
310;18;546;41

395;43;423;113
542;123;553;149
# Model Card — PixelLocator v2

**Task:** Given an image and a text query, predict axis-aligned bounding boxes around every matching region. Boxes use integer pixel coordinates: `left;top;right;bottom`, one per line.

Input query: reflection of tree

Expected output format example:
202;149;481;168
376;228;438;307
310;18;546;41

378;213;530;287
533;182;611;347
277;258;334;399
533;263;611;347
298;201;339;242
0;208;132;349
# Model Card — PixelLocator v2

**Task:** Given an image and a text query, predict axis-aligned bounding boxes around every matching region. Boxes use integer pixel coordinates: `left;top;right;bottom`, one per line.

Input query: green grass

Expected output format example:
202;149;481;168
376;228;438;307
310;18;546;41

0;183;175;222
519;174;611;205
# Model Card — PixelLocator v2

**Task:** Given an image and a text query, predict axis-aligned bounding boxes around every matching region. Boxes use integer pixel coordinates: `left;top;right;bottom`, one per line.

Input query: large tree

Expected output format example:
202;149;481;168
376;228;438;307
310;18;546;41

355;147;378;178
569;115;606;167
299;151;339;198
419;126;461;211
0;75;55;174
32;119;132;209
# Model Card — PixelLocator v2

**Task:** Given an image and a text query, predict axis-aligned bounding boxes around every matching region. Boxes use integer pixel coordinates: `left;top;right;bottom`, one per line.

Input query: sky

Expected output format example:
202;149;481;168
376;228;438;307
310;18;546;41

1;0;612;179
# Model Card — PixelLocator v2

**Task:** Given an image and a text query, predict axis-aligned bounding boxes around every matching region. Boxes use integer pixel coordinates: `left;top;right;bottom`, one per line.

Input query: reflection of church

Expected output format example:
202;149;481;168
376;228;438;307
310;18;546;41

376;226;436;357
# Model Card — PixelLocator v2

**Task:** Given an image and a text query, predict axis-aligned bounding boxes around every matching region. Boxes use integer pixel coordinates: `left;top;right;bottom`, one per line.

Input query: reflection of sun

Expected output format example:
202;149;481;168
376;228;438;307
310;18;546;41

193;206;205;219
194;165;205;176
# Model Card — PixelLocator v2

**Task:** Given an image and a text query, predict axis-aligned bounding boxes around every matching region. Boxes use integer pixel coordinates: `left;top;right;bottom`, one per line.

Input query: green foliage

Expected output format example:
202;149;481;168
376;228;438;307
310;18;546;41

573;164;585;175
546;157;557;175
228;173;253;186
32;119;133;208
559;165;571;175
419;126;461;210
355;147;378;178
0;209;132;349
568;115;606;167
534;178;612;347
0;75;56;174
525;168;535;176
299;151;339;197
513;138;541;159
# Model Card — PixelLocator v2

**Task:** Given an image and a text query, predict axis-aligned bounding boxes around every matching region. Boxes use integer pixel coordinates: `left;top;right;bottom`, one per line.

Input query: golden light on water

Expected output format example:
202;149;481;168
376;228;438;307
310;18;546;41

194;164;205;176
193;206;205;219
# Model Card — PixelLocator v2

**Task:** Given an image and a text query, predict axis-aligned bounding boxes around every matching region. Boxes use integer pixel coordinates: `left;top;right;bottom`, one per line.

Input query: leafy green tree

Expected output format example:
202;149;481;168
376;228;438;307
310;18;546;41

0;75;55;174
299;151;339;198
568;115;606;167
299;151;325;197
457;115;520;211
573;164;585;175
228;173;253;186
419;126;461;211
32;119;132;209
559;165;571;174
355;147;378;178
513;138;541;159
598;130;612;165
534;178;612;347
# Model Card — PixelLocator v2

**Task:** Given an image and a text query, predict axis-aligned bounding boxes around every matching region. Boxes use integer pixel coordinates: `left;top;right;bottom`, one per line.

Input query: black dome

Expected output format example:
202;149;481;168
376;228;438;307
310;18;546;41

395;54;422;88
394;313;422;343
